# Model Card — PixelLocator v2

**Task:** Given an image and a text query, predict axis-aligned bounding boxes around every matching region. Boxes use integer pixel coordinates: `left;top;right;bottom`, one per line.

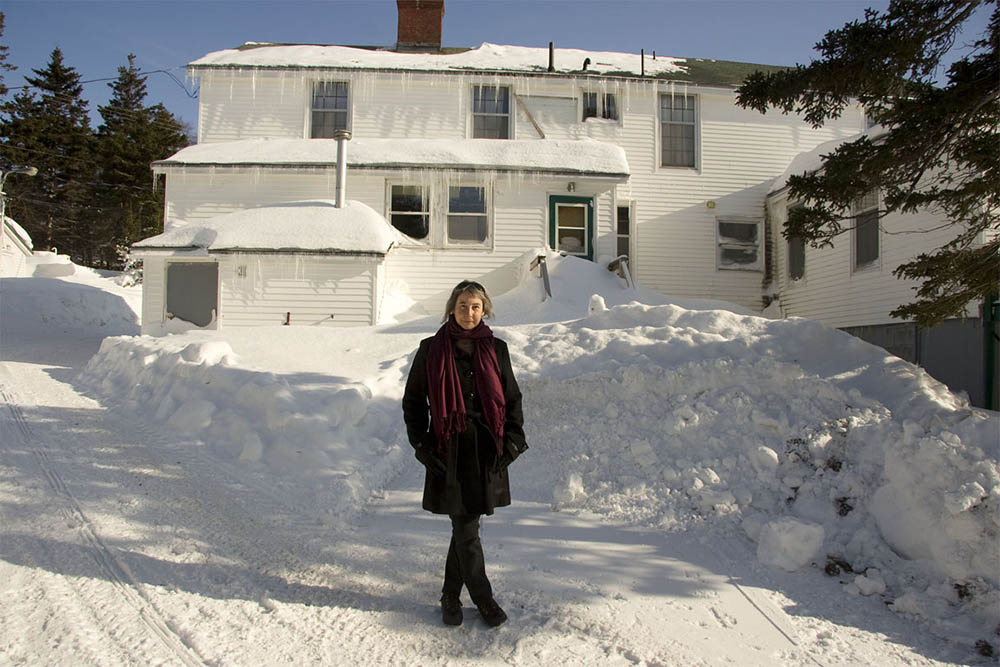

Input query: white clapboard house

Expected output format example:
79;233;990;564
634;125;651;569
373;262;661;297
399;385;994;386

132;0;869;335
767;134;998;409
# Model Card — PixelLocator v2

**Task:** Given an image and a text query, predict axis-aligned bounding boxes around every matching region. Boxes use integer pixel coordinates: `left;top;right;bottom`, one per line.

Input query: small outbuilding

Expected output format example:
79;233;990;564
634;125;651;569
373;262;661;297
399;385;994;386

132;199;402;334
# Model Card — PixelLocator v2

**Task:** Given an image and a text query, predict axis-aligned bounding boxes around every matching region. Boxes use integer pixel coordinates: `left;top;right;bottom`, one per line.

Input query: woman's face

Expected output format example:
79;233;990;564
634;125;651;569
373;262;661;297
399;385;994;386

452;292;484;330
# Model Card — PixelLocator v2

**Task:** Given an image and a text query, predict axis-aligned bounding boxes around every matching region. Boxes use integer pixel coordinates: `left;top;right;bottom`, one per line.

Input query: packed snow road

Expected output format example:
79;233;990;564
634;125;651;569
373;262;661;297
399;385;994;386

0;330;970;666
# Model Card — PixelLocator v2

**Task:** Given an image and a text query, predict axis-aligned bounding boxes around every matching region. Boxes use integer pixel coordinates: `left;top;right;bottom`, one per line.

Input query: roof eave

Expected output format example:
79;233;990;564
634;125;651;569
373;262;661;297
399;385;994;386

151;161;629;179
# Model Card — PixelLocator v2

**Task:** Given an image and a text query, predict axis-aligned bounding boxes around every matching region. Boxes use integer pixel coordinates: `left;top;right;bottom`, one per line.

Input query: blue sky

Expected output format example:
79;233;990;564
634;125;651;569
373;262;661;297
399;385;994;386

2;0;991;130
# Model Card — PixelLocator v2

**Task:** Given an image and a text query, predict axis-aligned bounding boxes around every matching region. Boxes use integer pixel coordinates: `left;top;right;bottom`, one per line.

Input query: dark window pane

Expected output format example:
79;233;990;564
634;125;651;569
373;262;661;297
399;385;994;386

449;186;485;213
788;235;805;281
720;246;757;266
583;92;597;120
855;210;879;266
391;186;425;212
473;86;509;114
616;206;630;234
719;222;757;244
474;114;508;139
392;214;429;239
448;215;488;242
616;237;629;258
604;93;618;120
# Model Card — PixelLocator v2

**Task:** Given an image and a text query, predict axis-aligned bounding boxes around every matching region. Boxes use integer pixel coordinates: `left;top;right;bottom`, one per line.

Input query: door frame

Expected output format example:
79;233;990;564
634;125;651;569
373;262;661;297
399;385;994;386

548;195;595;261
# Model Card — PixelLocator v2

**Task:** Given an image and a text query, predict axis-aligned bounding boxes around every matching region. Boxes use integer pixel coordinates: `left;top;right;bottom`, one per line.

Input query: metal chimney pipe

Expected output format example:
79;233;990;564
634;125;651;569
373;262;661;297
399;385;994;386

334;129;352;208
548;42;555;72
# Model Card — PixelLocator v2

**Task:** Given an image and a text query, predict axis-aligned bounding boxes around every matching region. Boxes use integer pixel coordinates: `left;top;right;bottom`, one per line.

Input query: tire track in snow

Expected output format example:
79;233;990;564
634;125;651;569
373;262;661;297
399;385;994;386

0;379;208;667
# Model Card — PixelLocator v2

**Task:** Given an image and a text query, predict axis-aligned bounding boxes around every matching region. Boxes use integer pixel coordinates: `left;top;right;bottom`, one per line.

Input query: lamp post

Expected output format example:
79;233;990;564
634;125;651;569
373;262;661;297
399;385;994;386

0;166;38;252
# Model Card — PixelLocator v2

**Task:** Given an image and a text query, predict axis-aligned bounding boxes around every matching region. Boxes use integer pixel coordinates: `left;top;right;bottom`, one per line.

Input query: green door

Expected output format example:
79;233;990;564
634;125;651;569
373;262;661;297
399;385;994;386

549;195;594;261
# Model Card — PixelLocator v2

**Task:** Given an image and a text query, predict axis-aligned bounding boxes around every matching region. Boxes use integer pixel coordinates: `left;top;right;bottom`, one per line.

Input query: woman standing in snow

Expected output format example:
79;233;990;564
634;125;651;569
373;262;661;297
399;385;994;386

402;280;528;628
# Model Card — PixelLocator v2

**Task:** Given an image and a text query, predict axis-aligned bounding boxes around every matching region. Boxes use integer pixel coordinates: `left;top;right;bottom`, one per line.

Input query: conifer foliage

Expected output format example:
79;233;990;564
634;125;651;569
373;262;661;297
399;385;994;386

0;13;189;269
737;0;999;326
2;47;98;263
96;54;187;268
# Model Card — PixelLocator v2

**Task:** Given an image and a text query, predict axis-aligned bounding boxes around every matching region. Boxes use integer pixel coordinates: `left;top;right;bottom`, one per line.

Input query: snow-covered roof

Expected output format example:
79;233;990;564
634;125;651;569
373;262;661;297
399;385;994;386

153;138;630;178
3;216;33;252
769;128;885;195
191;41;686;79
133;200;402;254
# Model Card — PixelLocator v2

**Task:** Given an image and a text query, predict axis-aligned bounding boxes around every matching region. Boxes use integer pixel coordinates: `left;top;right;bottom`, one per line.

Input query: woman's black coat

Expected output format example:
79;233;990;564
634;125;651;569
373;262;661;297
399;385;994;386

402;335;527;516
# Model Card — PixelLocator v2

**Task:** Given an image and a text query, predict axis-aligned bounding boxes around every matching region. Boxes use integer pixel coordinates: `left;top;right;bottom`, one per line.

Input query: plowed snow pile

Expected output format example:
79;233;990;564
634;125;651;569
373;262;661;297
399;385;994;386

75;253;999;649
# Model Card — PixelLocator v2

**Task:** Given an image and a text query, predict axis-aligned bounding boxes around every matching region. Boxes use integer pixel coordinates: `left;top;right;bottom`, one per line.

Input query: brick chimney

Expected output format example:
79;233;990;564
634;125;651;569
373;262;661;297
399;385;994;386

396;0;444;51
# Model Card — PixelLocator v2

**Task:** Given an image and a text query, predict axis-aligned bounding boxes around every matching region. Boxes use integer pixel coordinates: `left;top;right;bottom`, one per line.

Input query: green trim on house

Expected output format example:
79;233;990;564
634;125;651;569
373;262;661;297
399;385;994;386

548;195;595;261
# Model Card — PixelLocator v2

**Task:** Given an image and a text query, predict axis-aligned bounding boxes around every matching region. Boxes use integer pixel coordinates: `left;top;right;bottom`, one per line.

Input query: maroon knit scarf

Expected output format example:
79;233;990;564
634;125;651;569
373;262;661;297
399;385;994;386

426;316;506;457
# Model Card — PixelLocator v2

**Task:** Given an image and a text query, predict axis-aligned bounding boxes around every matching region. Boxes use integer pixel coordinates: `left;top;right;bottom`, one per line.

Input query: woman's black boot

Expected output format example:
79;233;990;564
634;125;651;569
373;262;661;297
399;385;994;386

441;592;463;626
477;598;507;627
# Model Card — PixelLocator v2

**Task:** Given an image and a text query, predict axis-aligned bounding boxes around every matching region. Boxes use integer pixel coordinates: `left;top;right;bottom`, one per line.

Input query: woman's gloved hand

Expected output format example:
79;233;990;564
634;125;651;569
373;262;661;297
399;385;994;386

414;446;447;477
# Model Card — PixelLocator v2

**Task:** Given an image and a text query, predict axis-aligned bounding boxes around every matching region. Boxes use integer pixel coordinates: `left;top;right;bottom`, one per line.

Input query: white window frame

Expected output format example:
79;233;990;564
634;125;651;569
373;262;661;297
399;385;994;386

615;201;633;260
659;92;698;169
309;80;350;138
716;217;763;272
445;184;493;248
385;181;494;250
582;90;619;122
386;183;431;245
471;84;512;139
852;190;881;272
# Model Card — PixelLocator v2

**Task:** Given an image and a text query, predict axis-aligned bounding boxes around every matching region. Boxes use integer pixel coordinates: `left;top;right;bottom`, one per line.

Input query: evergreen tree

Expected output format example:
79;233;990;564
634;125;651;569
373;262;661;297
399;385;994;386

0;12;14;97
1;48;98;263
95;54;188;268
737;0;999;326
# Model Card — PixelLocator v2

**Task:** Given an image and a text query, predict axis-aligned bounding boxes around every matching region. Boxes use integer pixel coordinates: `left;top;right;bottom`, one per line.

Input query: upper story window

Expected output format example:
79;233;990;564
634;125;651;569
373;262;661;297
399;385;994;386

717;218;762;271
853;190;880;269
447;186;489;244
311;81;349;138
660;93;697;168
389;185;429;240
472;85;510;139
583;92;618;121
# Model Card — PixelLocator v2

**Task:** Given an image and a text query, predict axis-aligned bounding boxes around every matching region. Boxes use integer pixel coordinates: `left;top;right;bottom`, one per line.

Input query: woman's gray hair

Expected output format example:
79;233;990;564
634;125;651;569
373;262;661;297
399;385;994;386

443;280;494;322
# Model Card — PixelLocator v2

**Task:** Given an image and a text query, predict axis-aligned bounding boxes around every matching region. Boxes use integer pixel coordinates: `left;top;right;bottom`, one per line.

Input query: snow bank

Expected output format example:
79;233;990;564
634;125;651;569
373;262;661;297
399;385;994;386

1;254;140;336
77;252;999;643
81;332;405;523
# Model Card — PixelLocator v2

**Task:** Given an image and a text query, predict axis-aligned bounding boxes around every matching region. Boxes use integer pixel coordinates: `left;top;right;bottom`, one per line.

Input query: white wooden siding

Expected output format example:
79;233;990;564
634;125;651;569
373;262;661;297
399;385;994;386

187;66;868;314
217;254;379;327
198;71;308;143
384;185;549;307
164;170;385;224
140;256;166;334
767;192;966;327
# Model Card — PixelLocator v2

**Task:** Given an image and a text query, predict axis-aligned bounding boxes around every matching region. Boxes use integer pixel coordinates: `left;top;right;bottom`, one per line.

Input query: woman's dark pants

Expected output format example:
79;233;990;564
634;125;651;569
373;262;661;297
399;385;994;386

443;514;492;605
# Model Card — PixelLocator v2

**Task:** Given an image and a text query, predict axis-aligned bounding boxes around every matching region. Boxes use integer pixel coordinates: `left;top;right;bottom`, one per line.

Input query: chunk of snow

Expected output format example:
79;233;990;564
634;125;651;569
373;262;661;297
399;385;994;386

757;517;825;572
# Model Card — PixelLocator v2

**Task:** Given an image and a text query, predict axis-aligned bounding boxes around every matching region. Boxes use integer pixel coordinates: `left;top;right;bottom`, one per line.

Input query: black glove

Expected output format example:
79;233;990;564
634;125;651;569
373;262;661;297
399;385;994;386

414;446;447;477
496;438;528;470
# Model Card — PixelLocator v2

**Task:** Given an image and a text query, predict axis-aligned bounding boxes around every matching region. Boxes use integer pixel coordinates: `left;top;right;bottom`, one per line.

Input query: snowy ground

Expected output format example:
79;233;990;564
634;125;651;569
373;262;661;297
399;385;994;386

1;251;997;666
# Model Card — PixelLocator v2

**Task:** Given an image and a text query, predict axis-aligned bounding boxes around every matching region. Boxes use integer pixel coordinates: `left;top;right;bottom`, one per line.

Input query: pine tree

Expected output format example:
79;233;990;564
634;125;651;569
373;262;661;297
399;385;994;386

95;54;188;268
737;0;999;326
0;12;15;98
1;48;98;263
